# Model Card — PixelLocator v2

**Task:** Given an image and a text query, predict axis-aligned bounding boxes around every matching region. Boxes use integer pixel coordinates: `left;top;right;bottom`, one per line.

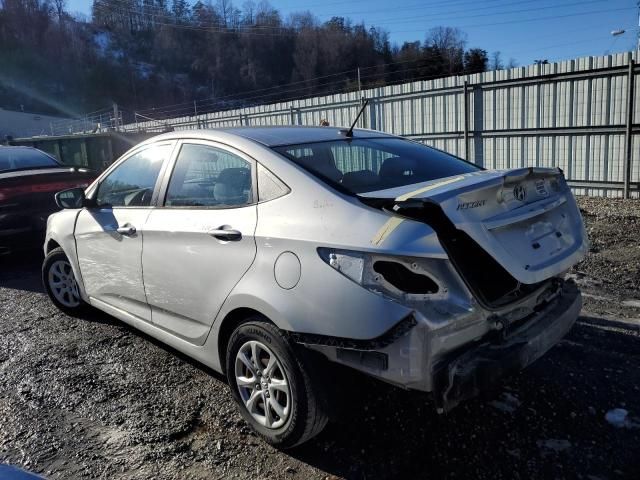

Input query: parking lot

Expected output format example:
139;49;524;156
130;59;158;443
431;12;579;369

1;196;639;480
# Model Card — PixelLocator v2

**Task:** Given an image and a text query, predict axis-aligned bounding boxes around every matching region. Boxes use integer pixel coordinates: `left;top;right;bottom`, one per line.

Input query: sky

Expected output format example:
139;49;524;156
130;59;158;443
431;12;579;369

66;0;639;66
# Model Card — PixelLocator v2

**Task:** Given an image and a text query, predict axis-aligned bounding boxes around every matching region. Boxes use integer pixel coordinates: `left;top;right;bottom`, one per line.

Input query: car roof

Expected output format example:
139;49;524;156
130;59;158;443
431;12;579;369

149;126;395;148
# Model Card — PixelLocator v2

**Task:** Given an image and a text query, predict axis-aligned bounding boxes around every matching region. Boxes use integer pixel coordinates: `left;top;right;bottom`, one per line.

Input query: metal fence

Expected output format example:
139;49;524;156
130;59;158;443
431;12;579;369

124;52;640;198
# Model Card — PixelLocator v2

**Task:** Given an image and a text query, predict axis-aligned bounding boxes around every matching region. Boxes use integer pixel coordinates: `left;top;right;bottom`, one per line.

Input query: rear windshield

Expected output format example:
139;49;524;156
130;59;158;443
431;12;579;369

273;138;479;194
0;148;60;172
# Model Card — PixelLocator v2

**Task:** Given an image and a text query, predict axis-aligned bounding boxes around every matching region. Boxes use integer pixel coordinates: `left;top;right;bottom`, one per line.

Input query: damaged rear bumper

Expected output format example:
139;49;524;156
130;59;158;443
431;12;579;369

432;280;581;412
301;279;581;412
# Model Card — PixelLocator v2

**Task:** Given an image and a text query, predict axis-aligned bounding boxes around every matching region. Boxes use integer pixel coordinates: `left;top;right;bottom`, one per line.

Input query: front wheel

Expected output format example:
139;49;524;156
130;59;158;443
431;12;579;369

42;247;87;315
226;319;328;448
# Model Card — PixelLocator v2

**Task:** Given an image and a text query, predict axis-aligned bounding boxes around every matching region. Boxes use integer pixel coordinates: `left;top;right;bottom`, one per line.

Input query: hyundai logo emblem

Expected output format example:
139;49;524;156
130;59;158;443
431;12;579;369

513;184;527;201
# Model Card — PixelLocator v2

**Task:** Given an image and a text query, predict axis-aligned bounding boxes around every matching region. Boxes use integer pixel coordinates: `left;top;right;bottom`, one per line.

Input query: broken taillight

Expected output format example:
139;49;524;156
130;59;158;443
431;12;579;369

318;248;443;302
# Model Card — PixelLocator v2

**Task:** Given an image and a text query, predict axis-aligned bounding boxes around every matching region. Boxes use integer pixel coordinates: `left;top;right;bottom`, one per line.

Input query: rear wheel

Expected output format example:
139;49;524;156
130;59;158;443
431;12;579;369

42;247;87;315
226;319;328;448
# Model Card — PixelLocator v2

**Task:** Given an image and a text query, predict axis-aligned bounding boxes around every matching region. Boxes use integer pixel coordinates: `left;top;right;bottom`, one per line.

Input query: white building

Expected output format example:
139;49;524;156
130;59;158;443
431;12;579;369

0;108;71;139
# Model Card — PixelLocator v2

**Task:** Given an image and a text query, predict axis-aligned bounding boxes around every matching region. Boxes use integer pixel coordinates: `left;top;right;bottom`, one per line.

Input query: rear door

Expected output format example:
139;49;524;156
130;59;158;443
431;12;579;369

75;142;175;321
141;141;258;344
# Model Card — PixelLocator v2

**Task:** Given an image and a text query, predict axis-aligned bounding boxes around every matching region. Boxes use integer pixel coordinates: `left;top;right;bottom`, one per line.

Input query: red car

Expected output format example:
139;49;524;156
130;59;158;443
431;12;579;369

0;146;95;255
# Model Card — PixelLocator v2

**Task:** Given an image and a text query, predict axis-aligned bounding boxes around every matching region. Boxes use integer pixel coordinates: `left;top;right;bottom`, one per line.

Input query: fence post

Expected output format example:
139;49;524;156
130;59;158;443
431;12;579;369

112;103;119;131
290;105;295;125
360;96;367;129
623;58;635;199
369;97;377;130
463;80;469;161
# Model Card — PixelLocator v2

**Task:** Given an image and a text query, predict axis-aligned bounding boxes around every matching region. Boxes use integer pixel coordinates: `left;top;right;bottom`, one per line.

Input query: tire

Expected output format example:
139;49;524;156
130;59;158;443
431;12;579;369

42;247;87;315
226;318;329;448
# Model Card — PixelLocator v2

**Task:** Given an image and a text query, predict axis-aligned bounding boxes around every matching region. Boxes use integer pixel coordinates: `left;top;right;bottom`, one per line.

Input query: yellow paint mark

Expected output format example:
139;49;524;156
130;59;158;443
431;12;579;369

371;216;405;246
394;176;465;202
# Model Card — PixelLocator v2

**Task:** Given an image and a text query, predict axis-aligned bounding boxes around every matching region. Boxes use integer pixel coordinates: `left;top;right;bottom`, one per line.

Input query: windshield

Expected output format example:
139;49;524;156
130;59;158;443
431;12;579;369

0;148;60;172
273;138;480;194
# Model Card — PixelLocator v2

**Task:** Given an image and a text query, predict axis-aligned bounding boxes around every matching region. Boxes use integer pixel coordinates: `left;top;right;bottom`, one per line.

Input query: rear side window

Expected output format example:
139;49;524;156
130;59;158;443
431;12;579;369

165;143;253;207
96;144;170;207
257;163;289;202
0;148;59;172
274;138;479;194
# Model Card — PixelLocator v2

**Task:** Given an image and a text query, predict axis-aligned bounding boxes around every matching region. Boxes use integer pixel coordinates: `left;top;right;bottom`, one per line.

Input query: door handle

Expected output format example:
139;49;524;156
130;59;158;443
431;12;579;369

209;226;242;241
116;223;136;236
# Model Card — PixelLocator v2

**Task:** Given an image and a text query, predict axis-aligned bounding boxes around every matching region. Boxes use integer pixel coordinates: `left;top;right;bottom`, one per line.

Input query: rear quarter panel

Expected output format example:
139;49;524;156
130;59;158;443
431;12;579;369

210;146;449;341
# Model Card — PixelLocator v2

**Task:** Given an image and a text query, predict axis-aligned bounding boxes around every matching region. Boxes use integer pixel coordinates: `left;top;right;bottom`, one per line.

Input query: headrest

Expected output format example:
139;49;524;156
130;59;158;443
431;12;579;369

380;156;417;177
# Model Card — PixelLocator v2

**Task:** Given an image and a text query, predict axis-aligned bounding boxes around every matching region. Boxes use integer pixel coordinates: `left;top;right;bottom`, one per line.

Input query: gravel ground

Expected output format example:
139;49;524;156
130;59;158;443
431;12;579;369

1;196;639;480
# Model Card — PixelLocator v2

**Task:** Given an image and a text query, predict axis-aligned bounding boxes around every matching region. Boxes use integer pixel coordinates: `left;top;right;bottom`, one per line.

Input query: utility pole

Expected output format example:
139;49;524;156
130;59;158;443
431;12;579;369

637;1;640;58
623;58;635;199
194;100;198;116
357;67;362;100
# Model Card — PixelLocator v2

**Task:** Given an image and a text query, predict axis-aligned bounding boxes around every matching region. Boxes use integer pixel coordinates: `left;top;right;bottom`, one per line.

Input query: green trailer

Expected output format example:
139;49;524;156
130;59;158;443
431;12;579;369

9;131;157;172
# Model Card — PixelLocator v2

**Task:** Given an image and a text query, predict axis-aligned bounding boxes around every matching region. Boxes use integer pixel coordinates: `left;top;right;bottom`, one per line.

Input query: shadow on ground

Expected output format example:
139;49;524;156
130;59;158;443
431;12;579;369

290;313;640;478
1;249;639;479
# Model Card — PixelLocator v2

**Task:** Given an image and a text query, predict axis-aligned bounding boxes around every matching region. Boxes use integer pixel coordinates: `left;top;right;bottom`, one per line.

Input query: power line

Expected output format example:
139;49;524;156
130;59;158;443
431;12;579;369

94;1;632;36
308;0;540;18
392;6;635;33
102;0;541;29
363;0;611;27
103;0;535;25
131;28;632;119
134;54;469;117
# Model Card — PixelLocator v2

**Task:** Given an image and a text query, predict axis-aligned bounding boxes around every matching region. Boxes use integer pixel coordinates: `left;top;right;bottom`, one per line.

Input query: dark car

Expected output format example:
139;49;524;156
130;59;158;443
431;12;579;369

0;146;95;255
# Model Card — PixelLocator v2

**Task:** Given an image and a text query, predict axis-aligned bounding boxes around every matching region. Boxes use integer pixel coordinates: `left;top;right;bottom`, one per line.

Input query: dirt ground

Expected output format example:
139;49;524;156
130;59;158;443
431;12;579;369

0;196;639;480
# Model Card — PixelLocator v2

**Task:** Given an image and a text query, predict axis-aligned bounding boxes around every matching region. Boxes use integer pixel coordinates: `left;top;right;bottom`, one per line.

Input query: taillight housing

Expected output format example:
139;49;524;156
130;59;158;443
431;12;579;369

318;248;443;303
0;181;88;203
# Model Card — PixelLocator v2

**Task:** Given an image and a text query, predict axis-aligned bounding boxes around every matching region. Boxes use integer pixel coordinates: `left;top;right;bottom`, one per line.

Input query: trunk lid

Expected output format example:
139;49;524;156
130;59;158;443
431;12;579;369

360;167;588;286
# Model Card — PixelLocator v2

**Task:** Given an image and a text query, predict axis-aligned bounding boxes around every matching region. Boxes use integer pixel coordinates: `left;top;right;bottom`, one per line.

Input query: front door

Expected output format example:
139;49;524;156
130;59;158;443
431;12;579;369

75;143;174;321
142;141;258;344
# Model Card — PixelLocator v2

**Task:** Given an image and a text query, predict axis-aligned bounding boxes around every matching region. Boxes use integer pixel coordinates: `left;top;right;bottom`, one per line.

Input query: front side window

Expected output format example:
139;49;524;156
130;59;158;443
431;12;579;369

165;143;253;207
96;144;170;207
274;138;480;194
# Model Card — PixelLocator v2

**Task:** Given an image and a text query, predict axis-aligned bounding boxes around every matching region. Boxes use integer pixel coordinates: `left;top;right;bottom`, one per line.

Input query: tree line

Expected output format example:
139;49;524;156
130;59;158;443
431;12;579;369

0;0;512;120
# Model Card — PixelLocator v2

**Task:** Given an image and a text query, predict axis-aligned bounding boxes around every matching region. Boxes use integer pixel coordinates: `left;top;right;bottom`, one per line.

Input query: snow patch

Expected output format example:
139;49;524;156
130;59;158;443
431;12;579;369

537;439;571;452
135;62;154;80
605;408;640;429
93;31;111;55
622;299;640;308
489;392;521;413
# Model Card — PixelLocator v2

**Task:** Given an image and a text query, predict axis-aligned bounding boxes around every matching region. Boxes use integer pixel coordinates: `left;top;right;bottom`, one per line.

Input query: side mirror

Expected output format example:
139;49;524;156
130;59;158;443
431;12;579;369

55;187;86;209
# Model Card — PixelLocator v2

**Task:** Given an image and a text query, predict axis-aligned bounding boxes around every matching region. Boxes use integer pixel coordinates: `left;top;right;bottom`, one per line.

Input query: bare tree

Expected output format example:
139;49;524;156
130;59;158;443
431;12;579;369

215;0;233;26
490;51;504;70
53;0;66;23
426;26;466;74
288;10;315;30
241;0;255;24
255;0;279;26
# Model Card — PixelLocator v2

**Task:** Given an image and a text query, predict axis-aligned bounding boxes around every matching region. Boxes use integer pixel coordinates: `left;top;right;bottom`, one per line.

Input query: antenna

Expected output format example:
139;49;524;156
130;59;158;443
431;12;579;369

345;99;369;138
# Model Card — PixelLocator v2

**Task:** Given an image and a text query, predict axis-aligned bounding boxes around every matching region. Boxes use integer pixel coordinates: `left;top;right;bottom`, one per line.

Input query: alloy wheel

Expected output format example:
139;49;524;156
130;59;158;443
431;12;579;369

48;260;80;308
234;340;291;429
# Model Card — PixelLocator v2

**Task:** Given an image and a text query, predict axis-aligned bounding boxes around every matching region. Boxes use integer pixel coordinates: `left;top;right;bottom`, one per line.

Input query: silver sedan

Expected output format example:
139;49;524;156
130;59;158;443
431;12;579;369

43;127;587;447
